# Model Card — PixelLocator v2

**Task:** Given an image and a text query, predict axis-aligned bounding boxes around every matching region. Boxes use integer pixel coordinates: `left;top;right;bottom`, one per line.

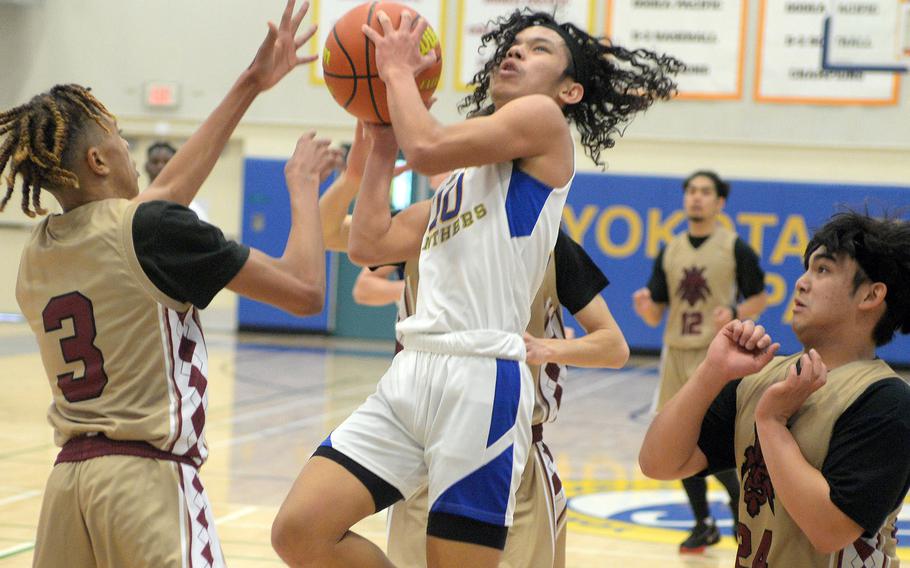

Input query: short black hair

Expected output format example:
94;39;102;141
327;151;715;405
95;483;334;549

804;211;910;346
147;141;177;158
683;170;729;200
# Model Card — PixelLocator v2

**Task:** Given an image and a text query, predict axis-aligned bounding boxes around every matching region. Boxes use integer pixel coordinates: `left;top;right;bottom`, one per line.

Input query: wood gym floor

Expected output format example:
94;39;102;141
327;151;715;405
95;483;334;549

1;321;907;567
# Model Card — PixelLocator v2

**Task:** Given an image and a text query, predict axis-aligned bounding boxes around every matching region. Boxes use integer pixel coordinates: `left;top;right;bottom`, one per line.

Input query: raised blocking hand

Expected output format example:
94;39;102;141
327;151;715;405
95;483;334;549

248;0;319;92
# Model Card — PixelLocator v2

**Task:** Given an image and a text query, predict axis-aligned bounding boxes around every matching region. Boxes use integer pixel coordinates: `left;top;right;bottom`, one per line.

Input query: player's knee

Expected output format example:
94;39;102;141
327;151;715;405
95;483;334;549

271;509;322;566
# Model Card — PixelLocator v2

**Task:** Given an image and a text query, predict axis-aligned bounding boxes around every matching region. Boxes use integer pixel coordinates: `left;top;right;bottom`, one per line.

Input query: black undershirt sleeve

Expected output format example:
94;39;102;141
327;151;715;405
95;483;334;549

132;201;250;308
646;246;669;303
822;378;910;536
553;230;609;315
696;379;741;476
733;237;766;299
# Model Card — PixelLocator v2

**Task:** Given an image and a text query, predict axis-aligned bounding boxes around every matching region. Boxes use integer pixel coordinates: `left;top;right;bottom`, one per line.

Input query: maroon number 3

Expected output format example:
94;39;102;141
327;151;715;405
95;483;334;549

42;292;109;402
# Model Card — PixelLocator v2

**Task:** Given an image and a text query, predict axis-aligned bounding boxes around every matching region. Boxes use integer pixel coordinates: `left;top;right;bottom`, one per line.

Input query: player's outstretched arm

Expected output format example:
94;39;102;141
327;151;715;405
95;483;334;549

226;132;328;316
320;122;369;252
639;320;779;480
362;12;572;184
347;125;429;266
525;296;629;369
352;266;405;306
139;0;318;208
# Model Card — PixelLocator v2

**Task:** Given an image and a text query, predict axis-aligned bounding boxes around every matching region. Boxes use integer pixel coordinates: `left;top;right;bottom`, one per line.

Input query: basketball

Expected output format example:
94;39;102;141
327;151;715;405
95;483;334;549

322;1;442;124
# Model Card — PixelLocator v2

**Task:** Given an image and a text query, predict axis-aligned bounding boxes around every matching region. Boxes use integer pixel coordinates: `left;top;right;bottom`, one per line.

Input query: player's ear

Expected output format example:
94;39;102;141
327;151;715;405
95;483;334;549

858;281;886;311
558;80;583;106
85;146;110;176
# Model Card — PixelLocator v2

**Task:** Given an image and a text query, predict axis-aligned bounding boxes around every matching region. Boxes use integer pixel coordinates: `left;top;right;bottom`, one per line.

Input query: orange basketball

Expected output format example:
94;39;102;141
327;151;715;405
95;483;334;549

322;1;442;124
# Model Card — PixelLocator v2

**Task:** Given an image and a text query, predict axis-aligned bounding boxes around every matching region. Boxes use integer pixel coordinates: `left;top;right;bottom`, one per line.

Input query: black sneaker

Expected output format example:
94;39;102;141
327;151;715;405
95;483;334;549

679;519;721;554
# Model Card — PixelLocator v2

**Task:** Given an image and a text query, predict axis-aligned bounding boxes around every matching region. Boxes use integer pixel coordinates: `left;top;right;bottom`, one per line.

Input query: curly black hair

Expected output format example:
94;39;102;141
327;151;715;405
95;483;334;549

458;10;684;167
804;211;910;346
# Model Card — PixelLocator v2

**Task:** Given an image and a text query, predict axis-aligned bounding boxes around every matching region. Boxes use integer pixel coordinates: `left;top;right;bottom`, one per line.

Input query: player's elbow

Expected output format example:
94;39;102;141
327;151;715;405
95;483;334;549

611;340;631;368
638;445;685;481
402;140;446;176
347;245;381;268
808;534;851;556
288;285;324;316
805;524;862;556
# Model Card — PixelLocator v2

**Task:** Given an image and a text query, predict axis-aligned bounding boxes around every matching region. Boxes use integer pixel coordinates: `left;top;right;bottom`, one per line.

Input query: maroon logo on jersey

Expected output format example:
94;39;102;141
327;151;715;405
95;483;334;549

676;266;712;306
741;426;775;518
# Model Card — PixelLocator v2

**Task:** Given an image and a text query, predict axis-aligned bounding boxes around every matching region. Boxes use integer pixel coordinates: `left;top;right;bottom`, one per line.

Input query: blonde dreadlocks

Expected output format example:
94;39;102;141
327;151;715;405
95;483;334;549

0;84;113;217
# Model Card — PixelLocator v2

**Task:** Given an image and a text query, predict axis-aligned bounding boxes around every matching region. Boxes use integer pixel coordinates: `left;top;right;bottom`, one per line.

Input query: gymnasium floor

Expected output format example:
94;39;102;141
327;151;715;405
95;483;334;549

1;320;907;567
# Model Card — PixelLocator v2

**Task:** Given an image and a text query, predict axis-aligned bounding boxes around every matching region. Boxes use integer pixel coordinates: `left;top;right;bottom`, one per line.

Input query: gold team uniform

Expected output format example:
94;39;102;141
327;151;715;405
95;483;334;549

648;228;764;409
698;354;910;567
17;199;249;568
386;230;609;568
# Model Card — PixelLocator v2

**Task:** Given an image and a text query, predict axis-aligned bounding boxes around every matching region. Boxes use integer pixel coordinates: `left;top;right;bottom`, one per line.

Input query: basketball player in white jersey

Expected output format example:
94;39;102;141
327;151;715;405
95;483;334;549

271;10;681;568
319;122;629;567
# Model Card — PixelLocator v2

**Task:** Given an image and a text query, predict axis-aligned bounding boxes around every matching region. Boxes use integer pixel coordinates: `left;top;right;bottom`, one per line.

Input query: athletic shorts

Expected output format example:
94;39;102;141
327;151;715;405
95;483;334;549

654;345;709;412
34;441;223;568
386;424;567;567
316;348;533;549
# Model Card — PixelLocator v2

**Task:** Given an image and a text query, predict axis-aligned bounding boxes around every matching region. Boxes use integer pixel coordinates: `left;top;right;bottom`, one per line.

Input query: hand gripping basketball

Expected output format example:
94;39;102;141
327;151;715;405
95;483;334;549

322;1;442;124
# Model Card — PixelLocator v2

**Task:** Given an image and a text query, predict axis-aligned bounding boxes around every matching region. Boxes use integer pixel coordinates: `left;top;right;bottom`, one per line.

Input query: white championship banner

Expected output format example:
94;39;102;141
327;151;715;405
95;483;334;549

755;0;899;105
605;0;747;100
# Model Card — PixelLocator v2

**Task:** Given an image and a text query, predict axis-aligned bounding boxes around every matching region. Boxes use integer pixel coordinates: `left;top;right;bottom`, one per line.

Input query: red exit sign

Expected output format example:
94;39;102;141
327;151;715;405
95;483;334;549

144;82;180;109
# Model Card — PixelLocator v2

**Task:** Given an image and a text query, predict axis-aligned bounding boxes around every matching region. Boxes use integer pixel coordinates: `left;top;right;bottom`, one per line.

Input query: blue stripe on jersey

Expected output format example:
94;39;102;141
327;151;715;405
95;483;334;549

320;433;333;448
487;359;521;447
429;444;514;526
504;168;552;237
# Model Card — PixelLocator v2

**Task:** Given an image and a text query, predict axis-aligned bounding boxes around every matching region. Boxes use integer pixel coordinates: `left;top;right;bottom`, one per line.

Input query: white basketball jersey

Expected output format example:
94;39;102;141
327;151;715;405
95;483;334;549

397;160;573;360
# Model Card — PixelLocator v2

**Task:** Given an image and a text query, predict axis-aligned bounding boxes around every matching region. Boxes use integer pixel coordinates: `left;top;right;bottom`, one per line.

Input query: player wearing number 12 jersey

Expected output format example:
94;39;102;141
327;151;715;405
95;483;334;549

633;171;767;552
3;2;328;566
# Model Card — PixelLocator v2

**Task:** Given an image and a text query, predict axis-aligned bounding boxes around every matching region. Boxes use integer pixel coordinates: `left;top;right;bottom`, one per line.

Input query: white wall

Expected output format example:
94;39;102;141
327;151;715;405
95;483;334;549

1;0;908;320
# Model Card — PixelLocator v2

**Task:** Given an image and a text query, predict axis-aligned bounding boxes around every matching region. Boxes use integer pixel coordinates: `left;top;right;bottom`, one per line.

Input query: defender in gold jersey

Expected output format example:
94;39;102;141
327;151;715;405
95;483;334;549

633;171;768;552
640;212;910;568
2;3;330;566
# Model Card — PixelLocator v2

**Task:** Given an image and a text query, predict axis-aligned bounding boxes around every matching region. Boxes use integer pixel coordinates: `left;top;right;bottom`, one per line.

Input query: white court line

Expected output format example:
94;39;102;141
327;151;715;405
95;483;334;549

210;405;355;448
562;368;657;403
0;541;35;559
215;505;258;525
208;379;376;428
0;490;41;507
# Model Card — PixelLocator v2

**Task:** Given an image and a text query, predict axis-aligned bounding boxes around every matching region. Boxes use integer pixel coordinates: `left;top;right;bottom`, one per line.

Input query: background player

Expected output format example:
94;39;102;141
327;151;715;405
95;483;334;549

144;140;211;222
632;170;767;552
3;1;329;565
271;9;680;568
639;211;910;567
